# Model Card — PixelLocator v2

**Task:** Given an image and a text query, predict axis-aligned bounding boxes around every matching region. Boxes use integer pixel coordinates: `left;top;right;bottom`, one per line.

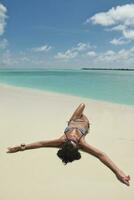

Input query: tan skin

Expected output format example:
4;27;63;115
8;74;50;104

7;103;130;186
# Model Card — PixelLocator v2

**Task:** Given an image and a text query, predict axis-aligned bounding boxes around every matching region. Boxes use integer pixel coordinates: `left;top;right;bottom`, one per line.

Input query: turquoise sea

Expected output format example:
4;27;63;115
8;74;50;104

0;69;134;105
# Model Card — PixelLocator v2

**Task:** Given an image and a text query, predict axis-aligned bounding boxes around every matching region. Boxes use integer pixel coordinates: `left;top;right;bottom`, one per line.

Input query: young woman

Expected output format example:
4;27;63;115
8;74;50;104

7;103;130;186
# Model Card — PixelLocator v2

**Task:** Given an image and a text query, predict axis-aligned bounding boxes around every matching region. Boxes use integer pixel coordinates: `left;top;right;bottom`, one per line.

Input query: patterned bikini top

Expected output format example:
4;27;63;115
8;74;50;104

64;126;87;144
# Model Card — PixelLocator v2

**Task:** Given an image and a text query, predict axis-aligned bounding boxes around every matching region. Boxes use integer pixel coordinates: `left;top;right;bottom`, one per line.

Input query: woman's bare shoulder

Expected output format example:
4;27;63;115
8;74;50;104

78;138;87;149
58;135;66;142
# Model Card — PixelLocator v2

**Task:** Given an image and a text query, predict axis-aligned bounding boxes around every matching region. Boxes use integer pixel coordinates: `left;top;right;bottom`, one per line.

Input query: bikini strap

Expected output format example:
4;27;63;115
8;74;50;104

64;131;69;140
77;134;84;143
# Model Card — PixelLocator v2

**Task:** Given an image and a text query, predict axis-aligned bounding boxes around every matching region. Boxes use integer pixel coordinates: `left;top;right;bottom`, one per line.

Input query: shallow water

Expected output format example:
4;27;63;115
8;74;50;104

0;69;134;105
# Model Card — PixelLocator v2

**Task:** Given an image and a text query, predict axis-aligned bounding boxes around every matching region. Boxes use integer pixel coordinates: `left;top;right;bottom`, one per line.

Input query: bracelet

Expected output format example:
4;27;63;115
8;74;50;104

20;143;26;151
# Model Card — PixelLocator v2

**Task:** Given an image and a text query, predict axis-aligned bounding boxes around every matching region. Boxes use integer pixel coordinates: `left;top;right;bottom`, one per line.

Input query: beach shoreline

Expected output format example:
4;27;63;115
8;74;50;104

0;82;134;108
0;84;134;200
0;69;133;105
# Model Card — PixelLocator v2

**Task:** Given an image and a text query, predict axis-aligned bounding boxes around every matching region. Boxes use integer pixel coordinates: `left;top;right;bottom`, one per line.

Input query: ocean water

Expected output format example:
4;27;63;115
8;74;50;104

0;69;134;105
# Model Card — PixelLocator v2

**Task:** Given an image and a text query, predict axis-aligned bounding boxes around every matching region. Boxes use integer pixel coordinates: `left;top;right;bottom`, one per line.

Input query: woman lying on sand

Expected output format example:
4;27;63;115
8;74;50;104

7;103;130;186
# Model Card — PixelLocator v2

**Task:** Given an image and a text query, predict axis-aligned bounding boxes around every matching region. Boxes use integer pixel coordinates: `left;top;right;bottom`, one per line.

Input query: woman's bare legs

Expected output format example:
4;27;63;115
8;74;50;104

68;103;85;123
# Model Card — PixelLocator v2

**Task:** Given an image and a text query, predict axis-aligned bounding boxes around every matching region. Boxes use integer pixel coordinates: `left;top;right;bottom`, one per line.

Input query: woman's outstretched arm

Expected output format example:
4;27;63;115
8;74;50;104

80;142;130;186
7;138;63;153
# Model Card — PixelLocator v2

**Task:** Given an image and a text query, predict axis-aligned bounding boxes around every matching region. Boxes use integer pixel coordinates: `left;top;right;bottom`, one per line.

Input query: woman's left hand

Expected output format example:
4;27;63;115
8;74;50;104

6;146;21;153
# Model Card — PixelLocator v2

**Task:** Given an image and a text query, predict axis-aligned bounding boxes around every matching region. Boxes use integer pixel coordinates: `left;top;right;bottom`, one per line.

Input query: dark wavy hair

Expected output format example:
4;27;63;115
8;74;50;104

57;140;81;165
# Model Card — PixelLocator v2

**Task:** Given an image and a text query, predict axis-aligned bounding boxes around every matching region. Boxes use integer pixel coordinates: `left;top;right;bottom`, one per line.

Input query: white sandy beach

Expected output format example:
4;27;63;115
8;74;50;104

0;84;134;200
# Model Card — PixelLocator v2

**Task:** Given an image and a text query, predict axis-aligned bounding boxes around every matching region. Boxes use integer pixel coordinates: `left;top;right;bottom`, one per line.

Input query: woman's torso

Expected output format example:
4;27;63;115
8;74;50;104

64;117;90;144
68;118;89;130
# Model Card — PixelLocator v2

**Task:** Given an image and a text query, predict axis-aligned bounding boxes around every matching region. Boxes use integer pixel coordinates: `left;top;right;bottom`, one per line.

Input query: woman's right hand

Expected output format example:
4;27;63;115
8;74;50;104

6;146;21;153
116;172;130;186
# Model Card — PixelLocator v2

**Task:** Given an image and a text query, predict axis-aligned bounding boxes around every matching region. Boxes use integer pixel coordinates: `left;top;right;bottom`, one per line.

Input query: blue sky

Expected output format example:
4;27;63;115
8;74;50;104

0;0;134;69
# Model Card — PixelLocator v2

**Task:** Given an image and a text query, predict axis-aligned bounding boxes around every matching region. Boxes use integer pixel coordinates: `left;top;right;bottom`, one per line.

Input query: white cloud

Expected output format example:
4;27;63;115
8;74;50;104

0;38;8;49
123;29;134;39
95;48;134;64
73;42;92;52
1;46;134;69
54;47;134;68
87;51;96;57
88;4;134;26
87;12;114;26
55;50;78;60
0;3;7;36
104;50;115;56
0;50;18;66
87;4;134;41
32;45;52;52
109;24;126;31
55;42;93;60
19;56;30;62
110;38;129;45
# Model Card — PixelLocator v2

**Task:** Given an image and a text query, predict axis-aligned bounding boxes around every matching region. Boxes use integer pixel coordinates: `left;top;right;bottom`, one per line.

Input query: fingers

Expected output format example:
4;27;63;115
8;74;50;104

6;147;11;153
6;146;19;153
123;176;130;186
124;180;129;186
117;174;131;186
124;180;130;186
